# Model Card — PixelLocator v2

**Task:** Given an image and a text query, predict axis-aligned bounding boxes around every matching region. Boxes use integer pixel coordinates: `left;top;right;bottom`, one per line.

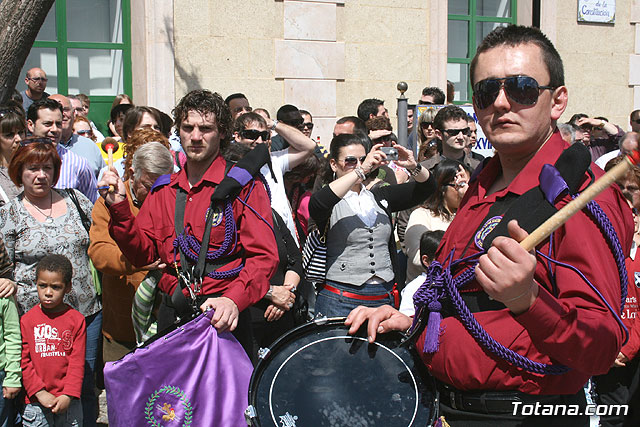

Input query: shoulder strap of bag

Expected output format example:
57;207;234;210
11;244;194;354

66;189;91;234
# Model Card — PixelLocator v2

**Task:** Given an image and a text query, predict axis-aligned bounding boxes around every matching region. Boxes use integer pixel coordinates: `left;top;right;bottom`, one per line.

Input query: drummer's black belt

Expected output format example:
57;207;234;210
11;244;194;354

435;380;586;415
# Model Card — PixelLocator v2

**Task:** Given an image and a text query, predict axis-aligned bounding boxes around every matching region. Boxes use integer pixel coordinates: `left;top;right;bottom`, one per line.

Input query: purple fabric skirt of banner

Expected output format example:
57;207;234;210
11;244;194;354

104;310;252;427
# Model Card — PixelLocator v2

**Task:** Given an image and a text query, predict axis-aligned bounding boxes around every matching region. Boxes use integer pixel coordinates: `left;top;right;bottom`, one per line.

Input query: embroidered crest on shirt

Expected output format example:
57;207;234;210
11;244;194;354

209;206;223;227
474;216;502;249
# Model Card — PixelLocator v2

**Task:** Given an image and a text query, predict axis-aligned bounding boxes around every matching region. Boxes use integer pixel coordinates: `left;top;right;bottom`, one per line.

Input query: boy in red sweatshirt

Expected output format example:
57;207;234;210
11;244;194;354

20;255;85;427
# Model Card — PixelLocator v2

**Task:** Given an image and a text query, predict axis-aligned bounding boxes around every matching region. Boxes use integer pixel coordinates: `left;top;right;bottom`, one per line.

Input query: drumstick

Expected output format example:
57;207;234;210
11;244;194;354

101;137;120;193
520;151;640;251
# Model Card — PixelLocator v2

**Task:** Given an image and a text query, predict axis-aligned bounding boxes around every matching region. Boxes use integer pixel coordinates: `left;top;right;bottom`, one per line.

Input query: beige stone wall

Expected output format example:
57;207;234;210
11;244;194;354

337;0;431;124
171;0;435;142
172;0;285;116
552;0;635;130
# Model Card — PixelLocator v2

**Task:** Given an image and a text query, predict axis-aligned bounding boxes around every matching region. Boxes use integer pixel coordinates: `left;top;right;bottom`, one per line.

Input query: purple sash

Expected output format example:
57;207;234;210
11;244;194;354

104;311;252;426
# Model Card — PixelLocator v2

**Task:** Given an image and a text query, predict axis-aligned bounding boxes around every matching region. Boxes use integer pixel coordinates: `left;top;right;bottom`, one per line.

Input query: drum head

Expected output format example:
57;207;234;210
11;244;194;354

247;317;434;426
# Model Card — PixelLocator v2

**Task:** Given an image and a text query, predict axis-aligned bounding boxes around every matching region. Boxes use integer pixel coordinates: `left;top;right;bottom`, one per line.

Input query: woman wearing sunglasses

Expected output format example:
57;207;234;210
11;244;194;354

308;133;434;317
404;160;471;283
0;138;102;425
0;107;26;206
73;115;96;142
417;108;439;162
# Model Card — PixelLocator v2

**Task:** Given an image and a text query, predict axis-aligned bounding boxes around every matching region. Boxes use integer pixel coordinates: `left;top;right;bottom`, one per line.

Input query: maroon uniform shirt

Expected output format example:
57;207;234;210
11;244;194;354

108;154;278;312
417;132;634;395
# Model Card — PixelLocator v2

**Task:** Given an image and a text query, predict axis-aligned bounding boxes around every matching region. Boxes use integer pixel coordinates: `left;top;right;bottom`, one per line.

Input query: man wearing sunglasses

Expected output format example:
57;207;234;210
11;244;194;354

569;113;623;161
270;104;305;152
346;25;633;425
233;111;316;247
21;68;50;113
421;105;482;173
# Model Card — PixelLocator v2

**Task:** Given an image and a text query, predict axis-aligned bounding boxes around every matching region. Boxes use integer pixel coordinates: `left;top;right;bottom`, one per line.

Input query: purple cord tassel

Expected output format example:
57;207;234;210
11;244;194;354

423;301;442;353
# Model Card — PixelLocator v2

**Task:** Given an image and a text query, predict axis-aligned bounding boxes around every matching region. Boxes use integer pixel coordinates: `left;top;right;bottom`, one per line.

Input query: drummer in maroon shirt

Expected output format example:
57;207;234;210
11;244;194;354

98;90;278;358
347;25;634;426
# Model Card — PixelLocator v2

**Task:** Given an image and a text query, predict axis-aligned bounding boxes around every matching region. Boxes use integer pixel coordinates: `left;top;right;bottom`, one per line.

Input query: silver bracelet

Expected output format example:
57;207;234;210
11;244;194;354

270;119;279;131
354;166;366;181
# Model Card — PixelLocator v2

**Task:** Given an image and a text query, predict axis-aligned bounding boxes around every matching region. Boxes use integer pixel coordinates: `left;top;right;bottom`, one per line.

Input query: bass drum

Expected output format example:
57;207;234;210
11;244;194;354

245;317;435;426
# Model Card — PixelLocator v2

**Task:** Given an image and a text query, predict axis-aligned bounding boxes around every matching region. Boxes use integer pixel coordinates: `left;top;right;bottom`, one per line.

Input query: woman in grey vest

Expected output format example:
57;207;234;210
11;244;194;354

309;134;435;317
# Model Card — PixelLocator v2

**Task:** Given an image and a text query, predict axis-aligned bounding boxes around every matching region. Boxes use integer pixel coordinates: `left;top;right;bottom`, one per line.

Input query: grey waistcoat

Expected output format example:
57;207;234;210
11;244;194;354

325;197;394;286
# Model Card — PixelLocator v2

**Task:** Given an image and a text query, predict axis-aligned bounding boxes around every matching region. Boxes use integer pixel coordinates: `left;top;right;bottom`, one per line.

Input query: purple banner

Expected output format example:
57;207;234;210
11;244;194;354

104;311;252;427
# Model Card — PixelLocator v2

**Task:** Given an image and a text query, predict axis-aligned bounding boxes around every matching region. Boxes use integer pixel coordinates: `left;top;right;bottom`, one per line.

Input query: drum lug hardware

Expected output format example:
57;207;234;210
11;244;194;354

257;347;270;360
244;405;257;424
313;313;328;325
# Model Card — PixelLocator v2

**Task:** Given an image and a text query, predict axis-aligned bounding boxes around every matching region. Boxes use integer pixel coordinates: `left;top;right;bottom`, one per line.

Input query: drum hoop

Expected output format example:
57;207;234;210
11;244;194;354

267;333;420;426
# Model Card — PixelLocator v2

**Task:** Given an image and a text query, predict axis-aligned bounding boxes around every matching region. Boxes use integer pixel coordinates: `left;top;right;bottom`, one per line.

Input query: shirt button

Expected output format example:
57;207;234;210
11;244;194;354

370;269;375;274
189;197;193;201
369;253;374;257
370;262;375;266
369;237;374;242
369;229;374;233
369;245;374;249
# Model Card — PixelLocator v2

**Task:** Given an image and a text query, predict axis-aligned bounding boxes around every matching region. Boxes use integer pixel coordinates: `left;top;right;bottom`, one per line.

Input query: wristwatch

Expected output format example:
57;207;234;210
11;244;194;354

410;163;423;177
270;119;279;131
265;285;274;300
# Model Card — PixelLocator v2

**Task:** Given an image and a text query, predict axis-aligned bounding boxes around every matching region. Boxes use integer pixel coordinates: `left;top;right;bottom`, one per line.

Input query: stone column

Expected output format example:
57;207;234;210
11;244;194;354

131;0;176;114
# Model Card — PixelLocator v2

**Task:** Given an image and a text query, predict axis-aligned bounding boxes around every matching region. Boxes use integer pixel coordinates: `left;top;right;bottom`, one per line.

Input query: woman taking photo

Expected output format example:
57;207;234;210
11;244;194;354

0;138;101;426
0;107;25;206
309;134;434;317
404;160;471;283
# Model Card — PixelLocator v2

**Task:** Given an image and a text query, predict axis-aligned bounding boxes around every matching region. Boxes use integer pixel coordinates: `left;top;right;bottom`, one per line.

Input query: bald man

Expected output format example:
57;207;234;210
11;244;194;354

21;67;50;112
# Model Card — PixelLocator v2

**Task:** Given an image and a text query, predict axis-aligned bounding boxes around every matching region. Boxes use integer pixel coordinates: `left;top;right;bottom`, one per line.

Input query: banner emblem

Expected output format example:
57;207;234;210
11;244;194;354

145;385;193;426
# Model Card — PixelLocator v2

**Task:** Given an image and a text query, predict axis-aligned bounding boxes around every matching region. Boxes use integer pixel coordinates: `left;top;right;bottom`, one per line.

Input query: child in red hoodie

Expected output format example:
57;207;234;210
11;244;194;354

20;255;86;427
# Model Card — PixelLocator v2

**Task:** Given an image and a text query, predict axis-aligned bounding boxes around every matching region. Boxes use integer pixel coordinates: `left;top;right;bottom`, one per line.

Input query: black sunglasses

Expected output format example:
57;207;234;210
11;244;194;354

420;121;434;128
302;122;314;130
443;127;471;137
76;130;93;136
19;137;53;146
373;134;392;143
473;75;555;110
241;129;270;141
342;155;366;167
633;119;640;124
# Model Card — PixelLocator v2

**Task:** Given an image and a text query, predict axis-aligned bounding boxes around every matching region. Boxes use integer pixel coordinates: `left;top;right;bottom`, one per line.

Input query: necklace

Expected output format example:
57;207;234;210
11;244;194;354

25;191;53;222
